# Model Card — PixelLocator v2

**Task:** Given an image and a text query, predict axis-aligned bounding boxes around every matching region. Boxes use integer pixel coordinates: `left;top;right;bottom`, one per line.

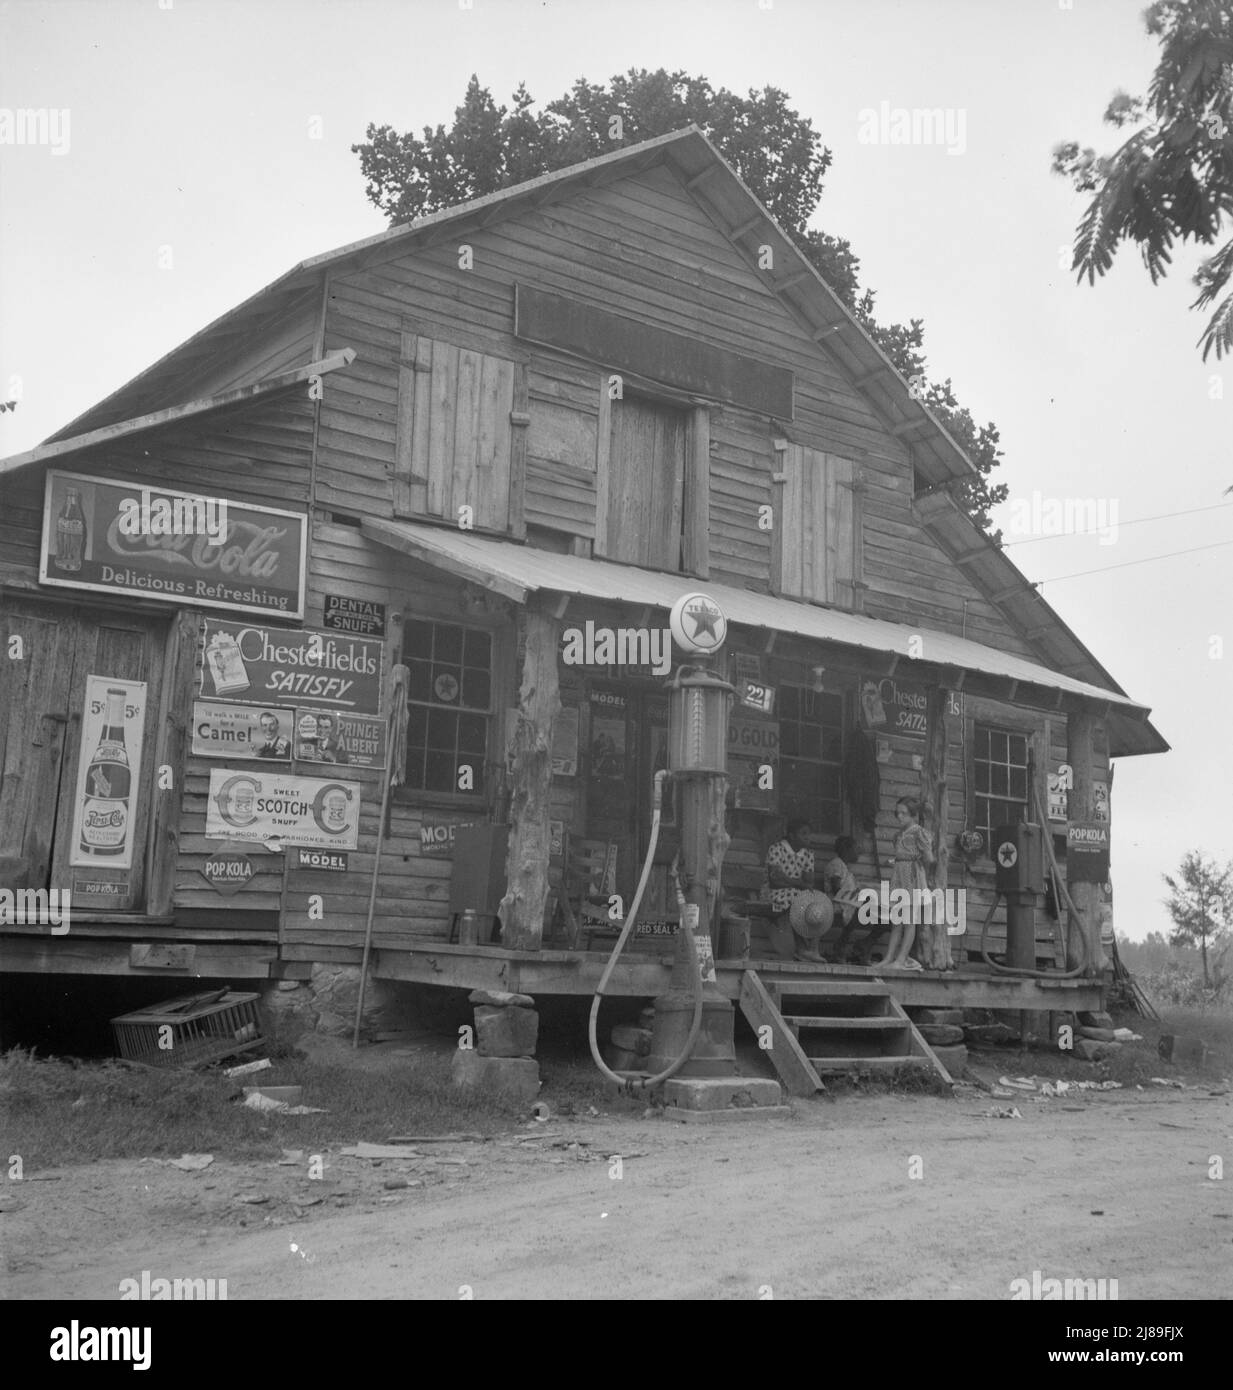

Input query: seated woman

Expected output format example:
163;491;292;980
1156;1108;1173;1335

765;818;827;963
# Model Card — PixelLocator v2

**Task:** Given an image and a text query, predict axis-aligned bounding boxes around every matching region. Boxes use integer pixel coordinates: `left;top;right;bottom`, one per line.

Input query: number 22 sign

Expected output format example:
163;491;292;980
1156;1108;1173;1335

738;678;775;714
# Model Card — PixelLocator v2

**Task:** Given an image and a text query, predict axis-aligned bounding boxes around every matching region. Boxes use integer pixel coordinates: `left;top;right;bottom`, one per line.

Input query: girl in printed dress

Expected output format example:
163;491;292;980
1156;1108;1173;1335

881;797;934;970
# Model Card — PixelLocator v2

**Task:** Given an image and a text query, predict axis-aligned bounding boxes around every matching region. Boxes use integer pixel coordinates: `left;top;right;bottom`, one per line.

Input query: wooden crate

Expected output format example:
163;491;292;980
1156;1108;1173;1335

111;989;262;1069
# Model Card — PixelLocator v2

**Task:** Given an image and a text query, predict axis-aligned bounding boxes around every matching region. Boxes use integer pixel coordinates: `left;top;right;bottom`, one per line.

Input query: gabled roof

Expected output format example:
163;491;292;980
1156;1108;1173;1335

44;126;979;496
18;126;1164;755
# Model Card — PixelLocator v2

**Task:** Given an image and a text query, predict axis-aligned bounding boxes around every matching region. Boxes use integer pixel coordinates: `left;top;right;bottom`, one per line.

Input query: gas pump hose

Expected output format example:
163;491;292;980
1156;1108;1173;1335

587;771;705;1089
978;778;1089;979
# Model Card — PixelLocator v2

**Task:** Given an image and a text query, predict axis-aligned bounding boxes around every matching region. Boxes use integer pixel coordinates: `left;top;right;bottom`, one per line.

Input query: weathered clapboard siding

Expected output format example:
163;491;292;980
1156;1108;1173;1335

263;521;520;950
312;161;1048;664
525;360;600;538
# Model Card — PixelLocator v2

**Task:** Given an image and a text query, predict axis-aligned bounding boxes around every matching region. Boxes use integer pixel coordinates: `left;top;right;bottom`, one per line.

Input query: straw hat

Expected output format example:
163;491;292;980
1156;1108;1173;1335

789;891;833;934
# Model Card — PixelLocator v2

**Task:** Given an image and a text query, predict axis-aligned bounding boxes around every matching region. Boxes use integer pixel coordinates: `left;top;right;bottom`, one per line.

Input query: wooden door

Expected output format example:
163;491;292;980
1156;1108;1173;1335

0;600;166;911
48;609;166;911
0;600;79;891
605;397;686;569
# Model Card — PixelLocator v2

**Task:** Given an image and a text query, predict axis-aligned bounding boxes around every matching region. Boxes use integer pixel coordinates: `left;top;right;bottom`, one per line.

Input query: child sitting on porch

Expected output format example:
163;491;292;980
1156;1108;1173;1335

880;797;935;971
825;835;865;963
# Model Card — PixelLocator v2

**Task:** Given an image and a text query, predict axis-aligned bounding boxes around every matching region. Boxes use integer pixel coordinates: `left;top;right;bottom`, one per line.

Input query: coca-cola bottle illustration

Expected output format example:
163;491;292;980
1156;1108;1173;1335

54;487;87;572
79;688;132;858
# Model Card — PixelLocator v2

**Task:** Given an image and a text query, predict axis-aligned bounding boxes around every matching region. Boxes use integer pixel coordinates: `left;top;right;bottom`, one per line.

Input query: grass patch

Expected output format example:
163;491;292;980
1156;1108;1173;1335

0;1044;635;1170
960;1004;1232;1089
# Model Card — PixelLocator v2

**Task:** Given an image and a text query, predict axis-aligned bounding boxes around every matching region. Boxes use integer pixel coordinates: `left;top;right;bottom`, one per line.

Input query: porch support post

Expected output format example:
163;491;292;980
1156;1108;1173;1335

919;687;953;969
1067;711;1101;977
498;607;561;951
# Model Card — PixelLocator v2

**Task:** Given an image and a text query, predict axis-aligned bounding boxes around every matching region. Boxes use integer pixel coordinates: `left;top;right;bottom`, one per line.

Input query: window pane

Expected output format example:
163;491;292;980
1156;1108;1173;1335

430;666;462;703
1010;734;1027;765
462;668;490;709
464;629;491;665
406;705;427;749
975;762;989;793
426;708;456;750
992;731;1008;761
1009;768;1027;799
424;751;455;792
435;626;463;662
991;765;1008;797
408;660;431;703
780;723;800;757
457;713;486;755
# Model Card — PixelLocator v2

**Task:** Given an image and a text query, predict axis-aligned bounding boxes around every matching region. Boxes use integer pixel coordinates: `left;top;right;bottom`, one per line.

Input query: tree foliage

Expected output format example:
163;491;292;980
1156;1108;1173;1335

354;70;1006;531
1053;0;1233;359
1162;849;1233;988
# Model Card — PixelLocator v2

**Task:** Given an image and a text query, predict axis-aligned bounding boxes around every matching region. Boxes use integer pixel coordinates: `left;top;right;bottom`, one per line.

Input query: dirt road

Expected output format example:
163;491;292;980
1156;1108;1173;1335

4;1083;1229;1300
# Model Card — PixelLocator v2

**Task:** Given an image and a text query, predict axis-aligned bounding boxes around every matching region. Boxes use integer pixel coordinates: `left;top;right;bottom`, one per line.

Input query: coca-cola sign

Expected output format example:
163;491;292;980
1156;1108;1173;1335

39;470;307;619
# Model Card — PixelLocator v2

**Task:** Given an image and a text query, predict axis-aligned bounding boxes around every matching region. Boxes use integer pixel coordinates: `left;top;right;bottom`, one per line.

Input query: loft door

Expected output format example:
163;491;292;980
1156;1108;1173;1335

604;397;686;568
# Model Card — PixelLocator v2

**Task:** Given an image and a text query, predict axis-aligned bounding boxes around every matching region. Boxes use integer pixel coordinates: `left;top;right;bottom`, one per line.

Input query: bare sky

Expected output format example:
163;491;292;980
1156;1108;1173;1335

1;0;1229;939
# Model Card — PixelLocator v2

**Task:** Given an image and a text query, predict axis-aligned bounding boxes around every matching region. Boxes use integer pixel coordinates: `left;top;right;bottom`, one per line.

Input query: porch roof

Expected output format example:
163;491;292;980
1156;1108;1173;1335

361;518;1166;758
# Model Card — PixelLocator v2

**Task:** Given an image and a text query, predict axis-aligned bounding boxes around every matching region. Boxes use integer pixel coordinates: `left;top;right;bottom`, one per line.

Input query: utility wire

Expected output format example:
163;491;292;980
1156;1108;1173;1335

1034;538;1233;586
1002;500;1232;546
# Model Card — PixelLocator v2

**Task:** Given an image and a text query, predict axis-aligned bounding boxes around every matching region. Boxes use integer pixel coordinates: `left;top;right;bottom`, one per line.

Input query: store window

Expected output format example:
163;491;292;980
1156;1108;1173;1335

402;620;492;794
973;724;1029;839
778;686;844;832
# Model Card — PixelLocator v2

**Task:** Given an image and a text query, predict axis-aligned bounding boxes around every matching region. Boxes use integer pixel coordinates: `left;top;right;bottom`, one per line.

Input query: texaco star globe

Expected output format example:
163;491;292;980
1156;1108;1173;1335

669;592;727;655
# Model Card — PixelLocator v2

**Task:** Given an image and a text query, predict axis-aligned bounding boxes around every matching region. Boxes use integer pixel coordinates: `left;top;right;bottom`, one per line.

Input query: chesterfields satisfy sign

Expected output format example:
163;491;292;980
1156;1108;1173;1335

199;618;384;714
39;470;307;618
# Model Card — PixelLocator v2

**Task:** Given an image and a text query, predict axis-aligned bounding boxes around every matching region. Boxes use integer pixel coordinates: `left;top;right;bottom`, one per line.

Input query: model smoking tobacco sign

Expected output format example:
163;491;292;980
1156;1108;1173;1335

199;618;384;714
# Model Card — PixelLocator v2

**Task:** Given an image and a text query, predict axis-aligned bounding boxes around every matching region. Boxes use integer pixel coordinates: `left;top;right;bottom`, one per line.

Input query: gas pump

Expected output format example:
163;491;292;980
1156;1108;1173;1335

992;821;1044;970
586;593;741;1087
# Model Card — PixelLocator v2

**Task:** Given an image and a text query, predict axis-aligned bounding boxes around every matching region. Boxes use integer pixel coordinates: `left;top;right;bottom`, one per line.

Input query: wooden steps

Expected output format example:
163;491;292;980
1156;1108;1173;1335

738;969;955;1094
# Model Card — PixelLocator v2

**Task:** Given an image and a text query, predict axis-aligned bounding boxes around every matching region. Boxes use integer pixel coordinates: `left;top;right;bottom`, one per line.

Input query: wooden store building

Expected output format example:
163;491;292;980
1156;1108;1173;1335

0;128;1166;1079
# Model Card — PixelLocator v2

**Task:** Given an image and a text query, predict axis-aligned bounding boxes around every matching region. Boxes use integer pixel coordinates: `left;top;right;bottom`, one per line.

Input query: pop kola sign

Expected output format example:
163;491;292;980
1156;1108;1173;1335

70;675;147;871
39;470;307;619
205;769;362;849
198;618;384;714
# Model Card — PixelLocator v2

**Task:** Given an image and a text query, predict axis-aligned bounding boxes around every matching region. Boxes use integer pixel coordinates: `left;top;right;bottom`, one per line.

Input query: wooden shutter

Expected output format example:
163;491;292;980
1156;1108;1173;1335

777;445;860;606
0;601;78;891
393;332;521;533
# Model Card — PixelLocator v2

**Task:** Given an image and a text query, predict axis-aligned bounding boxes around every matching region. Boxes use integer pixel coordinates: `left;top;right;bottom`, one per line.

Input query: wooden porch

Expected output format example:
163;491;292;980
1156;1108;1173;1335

373;941;1105;1012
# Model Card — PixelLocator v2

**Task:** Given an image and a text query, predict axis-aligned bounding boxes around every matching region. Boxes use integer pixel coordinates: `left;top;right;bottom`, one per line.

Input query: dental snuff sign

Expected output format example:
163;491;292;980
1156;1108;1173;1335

39;470;307;618
198;618;384;714
206;770;362;849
